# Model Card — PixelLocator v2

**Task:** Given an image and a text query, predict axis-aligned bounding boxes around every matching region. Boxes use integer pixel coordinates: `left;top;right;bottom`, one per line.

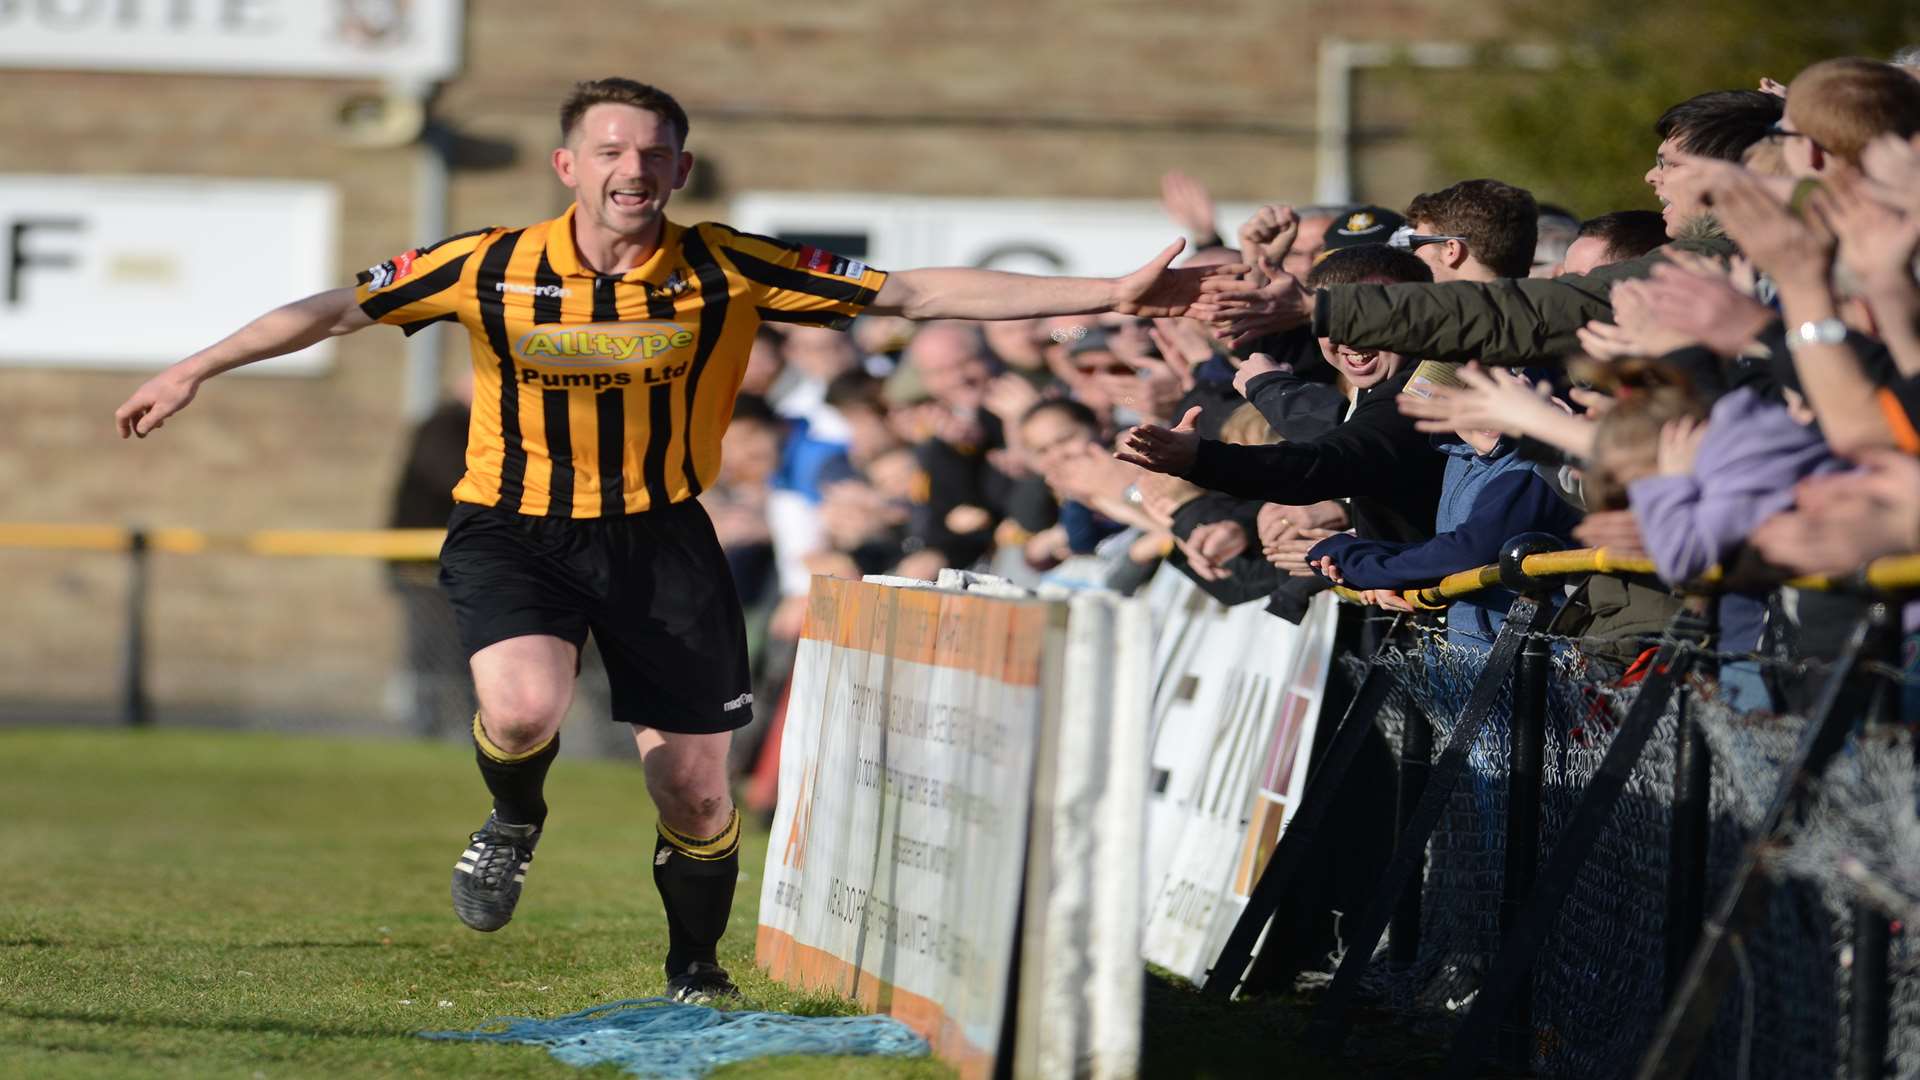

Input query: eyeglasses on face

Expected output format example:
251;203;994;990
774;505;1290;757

1388;225;1468;252
1767;122;1820;149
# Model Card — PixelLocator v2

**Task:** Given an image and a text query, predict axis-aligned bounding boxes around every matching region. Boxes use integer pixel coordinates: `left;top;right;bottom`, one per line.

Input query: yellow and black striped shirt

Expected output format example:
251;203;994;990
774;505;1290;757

353;206;889;517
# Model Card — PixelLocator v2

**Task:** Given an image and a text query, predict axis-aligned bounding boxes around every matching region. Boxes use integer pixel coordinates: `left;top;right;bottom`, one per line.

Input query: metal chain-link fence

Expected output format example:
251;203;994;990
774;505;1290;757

1323;625;1917;1079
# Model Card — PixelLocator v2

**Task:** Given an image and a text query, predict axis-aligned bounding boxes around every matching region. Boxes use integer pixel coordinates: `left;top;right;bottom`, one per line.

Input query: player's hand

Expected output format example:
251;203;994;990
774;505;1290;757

1186;270;1315;349
1115;406;1203;474
115;367;200;438
1110;240;1250;318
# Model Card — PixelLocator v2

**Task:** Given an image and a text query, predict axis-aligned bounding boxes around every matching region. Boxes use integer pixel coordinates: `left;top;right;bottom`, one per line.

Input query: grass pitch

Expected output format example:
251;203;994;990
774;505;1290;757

0;728;947;1079
0;727;1427;1079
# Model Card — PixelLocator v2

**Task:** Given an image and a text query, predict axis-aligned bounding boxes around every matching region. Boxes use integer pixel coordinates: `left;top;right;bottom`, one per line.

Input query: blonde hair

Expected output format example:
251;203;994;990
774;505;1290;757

1740;137;1791;178
1787;57;1920;166
1217;403;1281;447
1583;381;1706;510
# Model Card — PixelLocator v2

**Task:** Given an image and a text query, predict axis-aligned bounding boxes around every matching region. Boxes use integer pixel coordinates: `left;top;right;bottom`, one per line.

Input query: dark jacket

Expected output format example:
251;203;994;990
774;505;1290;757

1167;496;1286;606
1179;367;1442;545
1308;439;1584;643
1312;237;1737;364
1241;367;1348;444
389;400;471;529
1239;362;1346;620
908;411;1014;568
1178;356;1251;441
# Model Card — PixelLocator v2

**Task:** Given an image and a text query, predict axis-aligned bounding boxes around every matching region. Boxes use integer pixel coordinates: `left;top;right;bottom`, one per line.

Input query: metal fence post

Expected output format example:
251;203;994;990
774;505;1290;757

1849;611;1903;1080
1307;594;1541;1050
1442;608;1709;1079
120;528;151;727
1636;607;1882;1080
1390;699;1432;969
1665;603;1714;1002
1851;911;1891;1080
1202;615;1408;999
1493;535;1558;1070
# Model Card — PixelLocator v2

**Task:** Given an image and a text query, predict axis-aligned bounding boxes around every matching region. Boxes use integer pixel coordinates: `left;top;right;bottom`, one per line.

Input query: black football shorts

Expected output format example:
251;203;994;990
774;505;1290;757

438;498;753;734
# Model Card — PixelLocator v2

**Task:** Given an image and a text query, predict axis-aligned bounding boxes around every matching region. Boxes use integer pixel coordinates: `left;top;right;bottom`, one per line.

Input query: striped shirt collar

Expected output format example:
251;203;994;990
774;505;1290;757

543;203;684;281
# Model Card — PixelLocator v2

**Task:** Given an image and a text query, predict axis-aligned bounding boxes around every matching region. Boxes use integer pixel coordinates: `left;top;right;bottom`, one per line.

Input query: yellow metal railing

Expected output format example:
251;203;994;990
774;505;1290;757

0;523;444;560
5;524;1917;598
1328;547;1920;607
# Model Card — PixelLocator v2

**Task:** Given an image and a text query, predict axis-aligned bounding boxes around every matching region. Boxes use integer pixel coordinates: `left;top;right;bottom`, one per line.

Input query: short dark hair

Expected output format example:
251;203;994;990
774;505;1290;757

1306;245;1433;288
729;393;780;427
1021;397;1100;434
1578;210;1670;264
1653;90;1782;161
560;78;690;146
1404;178;1539;278
825;370;886;413
1537;203;1580;228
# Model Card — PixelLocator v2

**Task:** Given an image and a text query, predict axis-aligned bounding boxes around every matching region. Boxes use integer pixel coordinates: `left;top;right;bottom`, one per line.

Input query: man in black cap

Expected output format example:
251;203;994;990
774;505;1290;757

1315;206;1408;264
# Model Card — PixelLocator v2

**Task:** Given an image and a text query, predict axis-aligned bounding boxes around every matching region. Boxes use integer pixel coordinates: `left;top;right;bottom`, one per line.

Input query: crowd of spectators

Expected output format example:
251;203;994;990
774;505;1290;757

705;52;1920;738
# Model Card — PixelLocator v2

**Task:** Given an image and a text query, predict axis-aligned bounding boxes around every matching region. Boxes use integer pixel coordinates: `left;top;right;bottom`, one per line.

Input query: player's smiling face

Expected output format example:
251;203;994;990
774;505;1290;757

554;103;693;240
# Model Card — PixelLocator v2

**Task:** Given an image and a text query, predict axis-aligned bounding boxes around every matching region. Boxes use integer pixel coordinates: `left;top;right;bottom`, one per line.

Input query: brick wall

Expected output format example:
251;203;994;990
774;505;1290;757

0;0;1490;723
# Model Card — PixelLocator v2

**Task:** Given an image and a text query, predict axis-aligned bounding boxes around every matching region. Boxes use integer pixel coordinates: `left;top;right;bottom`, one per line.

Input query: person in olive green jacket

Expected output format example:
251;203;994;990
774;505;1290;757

1192;90;1781;364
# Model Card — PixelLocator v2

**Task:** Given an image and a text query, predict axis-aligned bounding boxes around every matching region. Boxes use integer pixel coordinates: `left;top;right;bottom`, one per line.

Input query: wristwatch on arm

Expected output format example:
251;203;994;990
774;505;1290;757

1785;318;1847;353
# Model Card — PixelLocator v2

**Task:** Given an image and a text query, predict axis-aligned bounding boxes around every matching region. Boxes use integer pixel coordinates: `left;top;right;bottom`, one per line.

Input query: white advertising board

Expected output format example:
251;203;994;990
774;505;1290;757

0;176;338;374
1140;572;1339;985
0;0;463;81
730;192;1268;279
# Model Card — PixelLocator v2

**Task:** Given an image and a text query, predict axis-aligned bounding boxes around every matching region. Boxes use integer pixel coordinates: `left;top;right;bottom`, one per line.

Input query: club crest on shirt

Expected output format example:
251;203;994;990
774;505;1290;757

650;270;693;298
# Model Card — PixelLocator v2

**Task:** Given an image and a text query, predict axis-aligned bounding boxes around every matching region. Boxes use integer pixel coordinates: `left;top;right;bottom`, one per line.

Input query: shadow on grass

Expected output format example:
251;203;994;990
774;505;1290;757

1140;971;1449;1080
0;936;423;951
232;939;428;951
0;1005;433;1043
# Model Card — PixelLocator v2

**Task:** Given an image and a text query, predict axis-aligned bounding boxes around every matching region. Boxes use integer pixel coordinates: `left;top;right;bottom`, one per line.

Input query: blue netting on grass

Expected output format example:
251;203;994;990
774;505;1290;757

421;997;931;1080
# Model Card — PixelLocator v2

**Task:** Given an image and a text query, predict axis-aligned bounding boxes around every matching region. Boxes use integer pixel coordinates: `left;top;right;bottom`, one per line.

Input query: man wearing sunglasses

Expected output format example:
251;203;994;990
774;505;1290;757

1391;178;1539;285
1189;89;1781;364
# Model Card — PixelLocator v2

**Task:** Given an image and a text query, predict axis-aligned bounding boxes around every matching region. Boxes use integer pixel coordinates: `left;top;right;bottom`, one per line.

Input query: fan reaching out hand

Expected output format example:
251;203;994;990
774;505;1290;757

1115;406;1203;475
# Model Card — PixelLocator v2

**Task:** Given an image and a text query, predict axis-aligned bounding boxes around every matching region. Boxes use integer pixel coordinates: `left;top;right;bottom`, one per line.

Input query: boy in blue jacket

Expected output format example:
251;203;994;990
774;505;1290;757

1307;372;1585;650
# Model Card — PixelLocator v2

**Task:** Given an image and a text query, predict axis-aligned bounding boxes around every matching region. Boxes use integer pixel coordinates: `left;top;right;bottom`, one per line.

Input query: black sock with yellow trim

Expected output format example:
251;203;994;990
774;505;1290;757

653;810;741;974
472;713;559;828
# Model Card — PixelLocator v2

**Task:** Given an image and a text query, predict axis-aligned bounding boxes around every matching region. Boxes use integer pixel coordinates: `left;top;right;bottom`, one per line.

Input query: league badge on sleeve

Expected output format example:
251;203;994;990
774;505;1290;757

361;249;419;291
798;245;868;280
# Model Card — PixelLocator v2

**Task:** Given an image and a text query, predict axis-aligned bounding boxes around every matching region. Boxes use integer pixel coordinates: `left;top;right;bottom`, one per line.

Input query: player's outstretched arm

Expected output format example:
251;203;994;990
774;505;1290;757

115;287;374;439
866;239;1246;321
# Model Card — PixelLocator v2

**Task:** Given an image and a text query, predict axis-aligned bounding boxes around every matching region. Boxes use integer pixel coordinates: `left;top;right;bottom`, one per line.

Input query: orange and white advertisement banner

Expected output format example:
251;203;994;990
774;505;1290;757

758;576;1053;1080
